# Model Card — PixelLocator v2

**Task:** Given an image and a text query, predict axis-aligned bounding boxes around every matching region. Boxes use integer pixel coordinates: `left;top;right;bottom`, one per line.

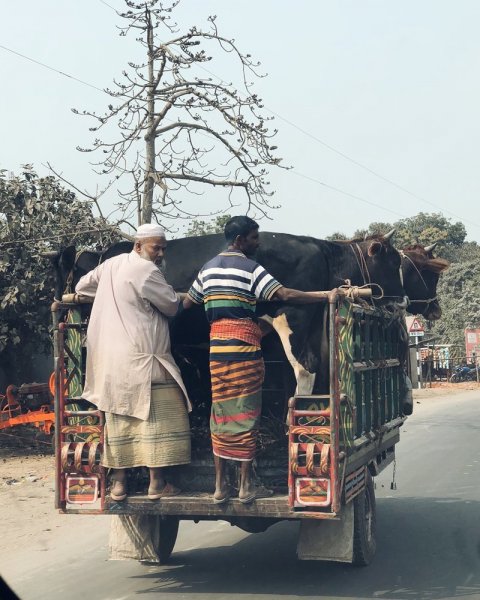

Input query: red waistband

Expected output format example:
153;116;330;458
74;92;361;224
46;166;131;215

210;318;262;346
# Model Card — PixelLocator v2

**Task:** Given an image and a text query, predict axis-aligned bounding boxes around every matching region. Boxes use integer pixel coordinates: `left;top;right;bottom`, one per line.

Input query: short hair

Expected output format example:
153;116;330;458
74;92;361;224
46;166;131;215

224;216;259;243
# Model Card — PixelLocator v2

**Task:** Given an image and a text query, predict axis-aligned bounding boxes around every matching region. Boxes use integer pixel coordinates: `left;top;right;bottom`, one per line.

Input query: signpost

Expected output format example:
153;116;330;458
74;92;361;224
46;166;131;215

465;329;480;383
406;317;425;389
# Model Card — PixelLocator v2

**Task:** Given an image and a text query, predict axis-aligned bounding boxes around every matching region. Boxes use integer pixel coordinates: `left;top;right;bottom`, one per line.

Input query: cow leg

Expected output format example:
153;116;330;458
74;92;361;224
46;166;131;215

260;314;316;395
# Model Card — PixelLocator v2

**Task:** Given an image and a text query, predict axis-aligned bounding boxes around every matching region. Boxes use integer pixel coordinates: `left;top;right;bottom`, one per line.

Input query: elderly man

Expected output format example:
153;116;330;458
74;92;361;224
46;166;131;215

183;215;331;504
75;223;191;501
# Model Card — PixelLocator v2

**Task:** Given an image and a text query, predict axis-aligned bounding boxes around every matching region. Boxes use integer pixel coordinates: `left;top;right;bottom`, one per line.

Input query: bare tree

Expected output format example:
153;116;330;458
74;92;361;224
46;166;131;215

74;0;283;226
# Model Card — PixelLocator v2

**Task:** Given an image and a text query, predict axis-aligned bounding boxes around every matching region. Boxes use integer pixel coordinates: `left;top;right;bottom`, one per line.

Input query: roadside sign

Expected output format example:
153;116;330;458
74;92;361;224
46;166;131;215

465;328;480;359
406;316;425;336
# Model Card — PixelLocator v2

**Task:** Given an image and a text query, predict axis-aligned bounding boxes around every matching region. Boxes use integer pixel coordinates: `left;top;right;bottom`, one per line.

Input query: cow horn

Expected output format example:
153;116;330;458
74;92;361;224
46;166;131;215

383;229;396;241
424;242;438;253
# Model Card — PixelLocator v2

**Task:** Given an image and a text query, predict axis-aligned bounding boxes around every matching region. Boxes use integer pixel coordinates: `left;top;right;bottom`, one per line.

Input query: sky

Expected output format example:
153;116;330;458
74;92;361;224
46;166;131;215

1;0;480;241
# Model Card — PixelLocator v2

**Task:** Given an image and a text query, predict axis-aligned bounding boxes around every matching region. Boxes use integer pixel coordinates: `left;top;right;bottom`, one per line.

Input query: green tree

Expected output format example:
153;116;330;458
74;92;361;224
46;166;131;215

0;167;118;382
353;222;393;240
184;214;232;237
431;257;480;348
75;0;282;226
324;231;348;241
354;212;466;260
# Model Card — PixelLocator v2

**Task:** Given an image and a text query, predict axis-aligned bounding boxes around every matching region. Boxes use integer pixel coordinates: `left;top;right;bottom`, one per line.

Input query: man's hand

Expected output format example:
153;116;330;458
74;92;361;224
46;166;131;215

183;295;195;310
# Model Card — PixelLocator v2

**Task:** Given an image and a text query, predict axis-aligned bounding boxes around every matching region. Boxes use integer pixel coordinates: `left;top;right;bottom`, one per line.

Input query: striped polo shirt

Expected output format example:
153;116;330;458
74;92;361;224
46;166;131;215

188;250;282;323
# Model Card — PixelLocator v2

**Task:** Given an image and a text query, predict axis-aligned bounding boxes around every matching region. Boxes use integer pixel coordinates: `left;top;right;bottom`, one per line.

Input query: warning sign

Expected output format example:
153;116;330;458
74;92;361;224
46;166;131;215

406;316;424;336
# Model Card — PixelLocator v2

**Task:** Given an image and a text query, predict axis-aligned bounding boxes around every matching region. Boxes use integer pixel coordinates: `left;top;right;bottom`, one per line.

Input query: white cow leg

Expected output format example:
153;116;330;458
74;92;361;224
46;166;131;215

294;367;316;396
269;313;316;395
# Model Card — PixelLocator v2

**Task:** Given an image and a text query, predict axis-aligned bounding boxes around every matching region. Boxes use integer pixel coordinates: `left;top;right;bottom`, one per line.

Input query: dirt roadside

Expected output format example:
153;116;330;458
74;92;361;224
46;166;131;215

1;383;479;564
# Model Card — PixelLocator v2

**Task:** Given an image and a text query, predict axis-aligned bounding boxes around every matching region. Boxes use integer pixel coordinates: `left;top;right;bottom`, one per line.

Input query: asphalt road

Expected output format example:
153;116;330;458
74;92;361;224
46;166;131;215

3;388;480;600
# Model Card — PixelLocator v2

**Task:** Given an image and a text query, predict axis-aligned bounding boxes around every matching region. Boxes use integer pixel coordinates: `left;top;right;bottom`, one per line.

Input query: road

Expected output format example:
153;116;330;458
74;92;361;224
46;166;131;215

3;388;480;600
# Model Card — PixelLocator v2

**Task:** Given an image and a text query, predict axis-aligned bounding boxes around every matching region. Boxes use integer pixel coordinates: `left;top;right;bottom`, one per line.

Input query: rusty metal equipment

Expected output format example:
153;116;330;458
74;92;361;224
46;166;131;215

0;383;55;439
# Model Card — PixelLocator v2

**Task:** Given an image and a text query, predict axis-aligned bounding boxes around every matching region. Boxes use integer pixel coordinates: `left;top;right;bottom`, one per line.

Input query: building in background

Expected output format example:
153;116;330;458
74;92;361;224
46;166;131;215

465;328;480;362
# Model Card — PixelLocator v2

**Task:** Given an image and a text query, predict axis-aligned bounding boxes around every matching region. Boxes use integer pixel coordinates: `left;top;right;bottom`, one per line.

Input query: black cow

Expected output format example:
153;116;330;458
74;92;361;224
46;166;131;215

165;230;406;395
47;241;134;301
48;231;406;395
400;243;449;320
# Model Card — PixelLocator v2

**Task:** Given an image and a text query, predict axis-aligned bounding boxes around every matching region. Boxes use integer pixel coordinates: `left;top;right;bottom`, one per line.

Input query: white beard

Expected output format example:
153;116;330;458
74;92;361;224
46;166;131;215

139;248;166;273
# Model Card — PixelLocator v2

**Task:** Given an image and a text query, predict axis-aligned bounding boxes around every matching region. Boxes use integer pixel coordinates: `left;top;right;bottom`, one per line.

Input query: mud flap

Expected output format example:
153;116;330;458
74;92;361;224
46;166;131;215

297;502;354;562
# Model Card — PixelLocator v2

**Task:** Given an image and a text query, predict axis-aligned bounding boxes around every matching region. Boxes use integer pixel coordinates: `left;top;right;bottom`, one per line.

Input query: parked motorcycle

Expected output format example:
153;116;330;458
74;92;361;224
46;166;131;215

450;365;477;383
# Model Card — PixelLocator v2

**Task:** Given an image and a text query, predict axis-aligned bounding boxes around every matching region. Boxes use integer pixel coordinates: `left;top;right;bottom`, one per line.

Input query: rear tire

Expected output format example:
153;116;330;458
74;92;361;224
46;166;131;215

155;516;179;564
353;472;376;566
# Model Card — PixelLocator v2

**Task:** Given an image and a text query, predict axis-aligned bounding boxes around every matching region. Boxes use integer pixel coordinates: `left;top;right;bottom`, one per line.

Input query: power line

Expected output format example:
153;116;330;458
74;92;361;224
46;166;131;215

0;40;410;221
0;227;120;248
2;30;478;233
193;62;480;229
139;10;475;228
98;0;118;11
289;169;407;220
0;44;105;93
95;0;480;229
266;108;476;224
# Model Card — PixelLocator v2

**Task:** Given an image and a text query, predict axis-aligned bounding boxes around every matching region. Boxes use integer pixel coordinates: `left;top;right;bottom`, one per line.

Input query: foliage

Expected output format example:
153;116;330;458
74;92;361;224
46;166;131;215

184;214;231;237
0;167;119;379
353;212;466;259
431;255;480;348
324;231;348;241
74;0;283;227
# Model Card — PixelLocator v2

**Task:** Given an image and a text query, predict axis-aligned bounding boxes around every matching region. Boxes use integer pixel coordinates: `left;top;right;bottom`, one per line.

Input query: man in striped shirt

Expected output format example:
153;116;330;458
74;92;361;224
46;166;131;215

183;216;329;503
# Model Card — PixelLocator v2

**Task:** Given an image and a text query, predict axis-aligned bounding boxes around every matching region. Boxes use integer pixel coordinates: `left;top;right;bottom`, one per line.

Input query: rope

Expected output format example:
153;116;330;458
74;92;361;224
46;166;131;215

63;249;102;296
338;281;385;301
350;243;371;286
400;251;438;306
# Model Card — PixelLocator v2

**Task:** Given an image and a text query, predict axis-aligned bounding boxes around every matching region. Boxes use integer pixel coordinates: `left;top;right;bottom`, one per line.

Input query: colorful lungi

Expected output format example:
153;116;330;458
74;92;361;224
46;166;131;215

102;381;191;469
209;318;264;461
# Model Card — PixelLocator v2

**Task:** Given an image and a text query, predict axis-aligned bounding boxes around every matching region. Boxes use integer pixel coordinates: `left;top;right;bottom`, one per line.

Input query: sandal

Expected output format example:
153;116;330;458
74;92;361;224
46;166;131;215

213;489;231;505
238;491;256;504
239;485;273;504
110;480;127;502
147;482;180;500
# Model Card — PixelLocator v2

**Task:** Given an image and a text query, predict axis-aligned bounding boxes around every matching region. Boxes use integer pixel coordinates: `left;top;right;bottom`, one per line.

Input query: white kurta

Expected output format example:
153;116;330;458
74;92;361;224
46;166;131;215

75;251;191;420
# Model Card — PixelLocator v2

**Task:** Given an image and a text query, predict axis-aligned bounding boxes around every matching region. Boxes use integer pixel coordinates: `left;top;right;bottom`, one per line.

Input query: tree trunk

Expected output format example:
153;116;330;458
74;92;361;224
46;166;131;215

142;8;155;225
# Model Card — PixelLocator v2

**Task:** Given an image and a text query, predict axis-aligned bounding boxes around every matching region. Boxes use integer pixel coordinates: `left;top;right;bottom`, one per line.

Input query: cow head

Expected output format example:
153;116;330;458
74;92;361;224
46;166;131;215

42;245;78;301
401;243;449;320
351;230;406;305
44;241;133;301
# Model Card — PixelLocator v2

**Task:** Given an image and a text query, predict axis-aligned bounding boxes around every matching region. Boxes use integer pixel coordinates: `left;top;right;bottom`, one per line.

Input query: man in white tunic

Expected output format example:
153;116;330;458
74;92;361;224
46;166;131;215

75;223;191;502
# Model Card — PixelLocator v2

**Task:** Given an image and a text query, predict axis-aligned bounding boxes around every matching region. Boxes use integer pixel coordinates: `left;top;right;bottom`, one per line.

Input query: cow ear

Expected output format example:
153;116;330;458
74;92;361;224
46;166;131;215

426;258;450;273
368;241;383;257
61;245;77;270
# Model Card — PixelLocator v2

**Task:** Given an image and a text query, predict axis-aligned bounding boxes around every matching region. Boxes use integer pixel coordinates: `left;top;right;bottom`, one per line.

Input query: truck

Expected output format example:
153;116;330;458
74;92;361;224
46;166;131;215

51;287;407;565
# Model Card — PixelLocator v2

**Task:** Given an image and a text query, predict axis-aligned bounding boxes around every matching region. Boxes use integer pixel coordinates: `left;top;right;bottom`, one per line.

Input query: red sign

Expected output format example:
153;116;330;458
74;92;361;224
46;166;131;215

465;328;480;359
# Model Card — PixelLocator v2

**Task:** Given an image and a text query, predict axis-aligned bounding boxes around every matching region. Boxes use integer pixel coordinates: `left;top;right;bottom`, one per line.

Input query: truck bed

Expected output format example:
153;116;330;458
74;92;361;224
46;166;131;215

63;492;339;520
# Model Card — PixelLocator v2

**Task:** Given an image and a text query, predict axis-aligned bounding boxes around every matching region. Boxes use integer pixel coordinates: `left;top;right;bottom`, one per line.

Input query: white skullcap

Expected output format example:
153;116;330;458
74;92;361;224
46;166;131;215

135;223;166;239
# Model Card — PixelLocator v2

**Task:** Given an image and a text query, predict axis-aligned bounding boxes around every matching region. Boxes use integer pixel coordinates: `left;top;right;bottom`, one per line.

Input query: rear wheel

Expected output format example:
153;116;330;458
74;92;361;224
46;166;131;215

353;472;376;566
154;516;179;564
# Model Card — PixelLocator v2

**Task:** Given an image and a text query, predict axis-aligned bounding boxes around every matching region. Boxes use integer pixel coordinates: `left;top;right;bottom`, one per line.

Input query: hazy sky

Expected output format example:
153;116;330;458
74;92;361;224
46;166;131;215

1;1;480;241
